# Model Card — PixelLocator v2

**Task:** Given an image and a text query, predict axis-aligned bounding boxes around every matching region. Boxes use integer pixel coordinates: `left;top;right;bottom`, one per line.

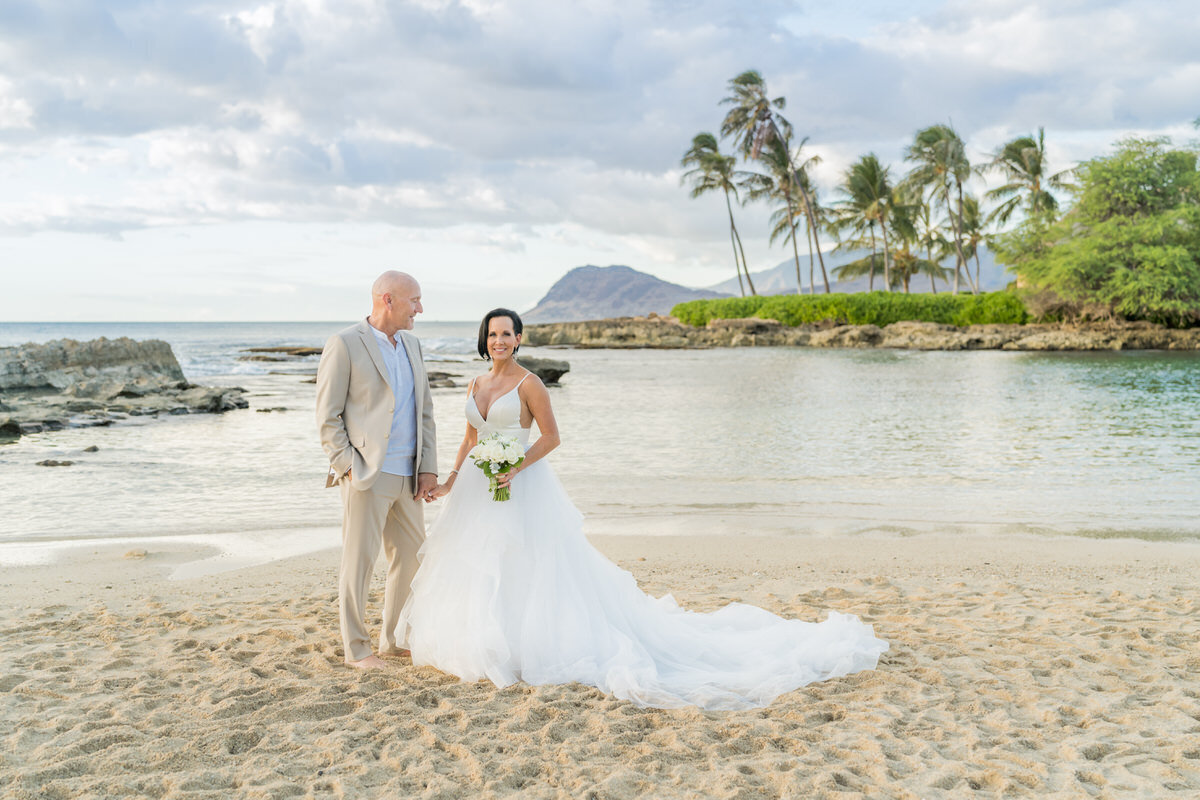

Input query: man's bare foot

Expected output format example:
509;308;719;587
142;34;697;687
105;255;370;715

345;654;388;670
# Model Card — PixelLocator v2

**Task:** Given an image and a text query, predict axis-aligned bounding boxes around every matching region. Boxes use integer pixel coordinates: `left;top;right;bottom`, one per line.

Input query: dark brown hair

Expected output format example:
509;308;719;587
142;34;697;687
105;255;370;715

477;308;523;360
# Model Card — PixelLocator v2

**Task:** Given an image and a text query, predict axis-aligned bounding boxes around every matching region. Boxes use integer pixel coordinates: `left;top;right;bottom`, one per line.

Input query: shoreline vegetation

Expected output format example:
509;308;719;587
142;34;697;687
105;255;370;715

684;70;1200;328
671;291;1029;327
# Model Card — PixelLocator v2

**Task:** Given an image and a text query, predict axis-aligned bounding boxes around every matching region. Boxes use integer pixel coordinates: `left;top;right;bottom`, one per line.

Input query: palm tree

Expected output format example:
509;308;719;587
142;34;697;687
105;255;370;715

832;253;889;289
911;189;950;294
958;193;988;292
833;154;896;291
890;252;924;294
888;192;955;294
986;127;1072;228
887;188;920;293
720;69;830;292
829;203;881;290
796;167;829;296
833;251;949;293
904;124;973;294
744;137;824;294
681;132;757;296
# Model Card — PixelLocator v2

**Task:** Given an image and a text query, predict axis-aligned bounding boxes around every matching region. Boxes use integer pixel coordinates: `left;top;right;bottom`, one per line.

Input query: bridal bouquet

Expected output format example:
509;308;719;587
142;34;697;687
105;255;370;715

468;433;526;502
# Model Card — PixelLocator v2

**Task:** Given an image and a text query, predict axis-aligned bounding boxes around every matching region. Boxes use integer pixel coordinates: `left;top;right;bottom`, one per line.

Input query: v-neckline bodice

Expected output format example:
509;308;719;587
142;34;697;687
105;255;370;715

470;371;530;423
470;383;518;423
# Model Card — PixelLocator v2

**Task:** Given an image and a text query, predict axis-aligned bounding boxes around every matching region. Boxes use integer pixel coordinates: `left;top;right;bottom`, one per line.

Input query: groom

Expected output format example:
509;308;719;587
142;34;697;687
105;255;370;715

315;271;438;669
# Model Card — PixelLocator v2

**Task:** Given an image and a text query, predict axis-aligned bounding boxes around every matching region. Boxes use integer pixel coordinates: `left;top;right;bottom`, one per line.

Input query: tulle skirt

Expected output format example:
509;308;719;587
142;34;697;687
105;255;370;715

396;459;888;710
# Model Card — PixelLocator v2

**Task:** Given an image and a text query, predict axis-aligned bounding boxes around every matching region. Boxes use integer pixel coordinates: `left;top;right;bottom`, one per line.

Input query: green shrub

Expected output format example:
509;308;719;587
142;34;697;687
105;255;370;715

671;296;769;326
671;291;1029;328
948;292;1029;325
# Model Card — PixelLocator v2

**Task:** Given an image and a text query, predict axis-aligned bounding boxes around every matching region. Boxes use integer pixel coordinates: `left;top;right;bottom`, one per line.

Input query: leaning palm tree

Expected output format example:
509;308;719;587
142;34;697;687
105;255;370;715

986;127;1073;228
796;168;829;296
681;132;757;296
720;69;830;291
743;139;803;294
833;154;896;291
904;124;973;294
744;137;824;293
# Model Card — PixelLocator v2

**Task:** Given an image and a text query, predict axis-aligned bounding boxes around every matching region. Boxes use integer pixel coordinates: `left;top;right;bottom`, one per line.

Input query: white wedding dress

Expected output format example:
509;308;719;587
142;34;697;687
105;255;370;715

396;379;888;710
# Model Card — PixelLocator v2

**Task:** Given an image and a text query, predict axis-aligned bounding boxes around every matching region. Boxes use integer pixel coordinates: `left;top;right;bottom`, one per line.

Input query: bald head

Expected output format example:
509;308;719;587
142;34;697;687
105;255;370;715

367;271;423;338
372;270;417;299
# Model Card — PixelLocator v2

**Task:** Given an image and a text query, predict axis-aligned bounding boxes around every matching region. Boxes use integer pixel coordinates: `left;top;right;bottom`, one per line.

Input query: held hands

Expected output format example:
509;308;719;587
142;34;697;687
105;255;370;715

408;467;521;501
417;472;439;503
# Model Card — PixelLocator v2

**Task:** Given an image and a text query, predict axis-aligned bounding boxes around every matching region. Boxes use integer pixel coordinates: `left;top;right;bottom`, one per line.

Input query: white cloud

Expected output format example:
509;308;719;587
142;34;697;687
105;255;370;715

0;77;33;129
0;0;1195;320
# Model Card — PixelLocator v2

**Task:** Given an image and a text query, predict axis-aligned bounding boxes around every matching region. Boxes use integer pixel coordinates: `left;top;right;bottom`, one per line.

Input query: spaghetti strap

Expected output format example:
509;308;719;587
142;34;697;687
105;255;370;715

515;372;532;390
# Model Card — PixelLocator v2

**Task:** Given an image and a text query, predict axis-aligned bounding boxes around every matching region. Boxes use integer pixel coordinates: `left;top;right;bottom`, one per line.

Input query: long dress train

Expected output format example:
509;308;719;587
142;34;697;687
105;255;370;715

396;379;887;710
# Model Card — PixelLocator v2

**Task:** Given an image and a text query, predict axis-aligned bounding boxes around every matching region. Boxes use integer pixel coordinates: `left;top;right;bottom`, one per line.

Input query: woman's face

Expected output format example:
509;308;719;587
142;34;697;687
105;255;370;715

487;316;521;362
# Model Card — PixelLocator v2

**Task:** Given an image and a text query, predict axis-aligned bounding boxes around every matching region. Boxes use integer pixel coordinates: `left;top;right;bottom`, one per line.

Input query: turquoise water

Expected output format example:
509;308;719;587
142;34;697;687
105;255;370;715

1;323;1197;546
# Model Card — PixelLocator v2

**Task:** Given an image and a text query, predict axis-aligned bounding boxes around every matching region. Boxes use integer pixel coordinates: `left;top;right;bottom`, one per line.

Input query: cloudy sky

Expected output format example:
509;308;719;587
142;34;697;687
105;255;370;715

1;0;1197;321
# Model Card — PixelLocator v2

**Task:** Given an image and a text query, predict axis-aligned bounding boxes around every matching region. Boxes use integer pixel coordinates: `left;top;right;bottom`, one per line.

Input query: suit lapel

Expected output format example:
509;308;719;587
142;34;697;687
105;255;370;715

356;320;393;390
400;330;425;479
399;330;425;386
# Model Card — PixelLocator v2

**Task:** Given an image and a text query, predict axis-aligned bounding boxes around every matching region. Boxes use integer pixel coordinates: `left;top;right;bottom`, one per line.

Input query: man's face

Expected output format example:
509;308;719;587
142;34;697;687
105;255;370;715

387;282;423;330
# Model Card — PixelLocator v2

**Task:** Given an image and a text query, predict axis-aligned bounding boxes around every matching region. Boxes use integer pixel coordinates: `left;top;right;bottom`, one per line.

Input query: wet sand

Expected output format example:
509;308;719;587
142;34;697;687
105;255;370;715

2;533;1198;799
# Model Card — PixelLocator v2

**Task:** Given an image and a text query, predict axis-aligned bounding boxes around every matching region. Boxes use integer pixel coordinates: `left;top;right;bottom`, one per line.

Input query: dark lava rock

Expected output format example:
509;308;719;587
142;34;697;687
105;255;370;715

516;356;570;385
242;346;323;357
0;338;251;441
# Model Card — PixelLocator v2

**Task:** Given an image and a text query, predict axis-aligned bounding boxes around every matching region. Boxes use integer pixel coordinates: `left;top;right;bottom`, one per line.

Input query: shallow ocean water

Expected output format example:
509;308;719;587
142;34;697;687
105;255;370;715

1;322;1198;554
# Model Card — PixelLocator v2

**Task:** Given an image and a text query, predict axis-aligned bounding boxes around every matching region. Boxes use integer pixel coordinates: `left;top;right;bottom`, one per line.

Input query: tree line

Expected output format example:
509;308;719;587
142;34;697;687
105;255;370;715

682;70;1070;298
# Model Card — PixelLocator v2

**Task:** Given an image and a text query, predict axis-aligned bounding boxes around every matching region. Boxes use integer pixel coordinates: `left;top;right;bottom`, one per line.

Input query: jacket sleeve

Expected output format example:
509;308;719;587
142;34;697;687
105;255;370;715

315;334;354;478
416;339;438;475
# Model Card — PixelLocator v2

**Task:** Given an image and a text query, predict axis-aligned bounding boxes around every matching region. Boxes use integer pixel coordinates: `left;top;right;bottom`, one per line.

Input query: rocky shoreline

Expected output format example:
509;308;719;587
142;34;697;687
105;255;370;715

525;316;1200;351
0;338;248;442
0;339;573;444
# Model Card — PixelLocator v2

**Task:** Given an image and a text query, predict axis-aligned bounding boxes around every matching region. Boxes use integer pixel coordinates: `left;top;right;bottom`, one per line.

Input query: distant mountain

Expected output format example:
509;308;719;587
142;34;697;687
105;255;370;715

706;245;1013;296
524;265;731;322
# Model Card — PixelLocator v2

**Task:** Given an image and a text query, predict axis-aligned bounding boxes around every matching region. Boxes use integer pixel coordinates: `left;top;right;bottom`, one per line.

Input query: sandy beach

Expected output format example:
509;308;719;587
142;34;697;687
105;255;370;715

2;533;1198;799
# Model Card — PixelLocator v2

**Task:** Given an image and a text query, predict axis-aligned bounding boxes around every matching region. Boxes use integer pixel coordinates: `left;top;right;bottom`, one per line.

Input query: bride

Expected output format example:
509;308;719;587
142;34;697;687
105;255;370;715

397;308;887;710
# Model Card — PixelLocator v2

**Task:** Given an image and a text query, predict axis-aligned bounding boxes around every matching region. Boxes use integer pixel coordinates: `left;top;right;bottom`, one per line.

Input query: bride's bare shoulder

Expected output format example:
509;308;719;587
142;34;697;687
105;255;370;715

517;369;544;389
516;371;550;406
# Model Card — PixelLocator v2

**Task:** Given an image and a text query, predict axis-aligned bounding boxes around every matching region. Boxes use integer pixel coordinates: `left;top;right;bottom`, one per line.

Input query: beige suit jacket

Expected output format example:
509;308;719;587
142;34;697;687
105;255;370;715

315;320;437;493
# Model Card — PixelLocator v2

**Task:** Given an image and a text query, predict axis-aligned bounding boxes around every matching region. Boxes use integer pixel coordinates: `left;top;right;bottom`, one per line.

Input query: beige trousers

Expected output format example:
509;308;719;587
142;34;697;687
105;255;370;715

338;472;425;662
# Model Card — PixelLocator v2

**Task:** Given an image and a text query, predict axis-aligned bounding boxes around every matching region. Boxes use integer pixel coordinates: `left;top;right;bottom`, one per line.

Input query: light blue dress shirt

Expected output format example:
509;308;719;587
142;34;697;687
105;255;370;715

369;324;418;477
